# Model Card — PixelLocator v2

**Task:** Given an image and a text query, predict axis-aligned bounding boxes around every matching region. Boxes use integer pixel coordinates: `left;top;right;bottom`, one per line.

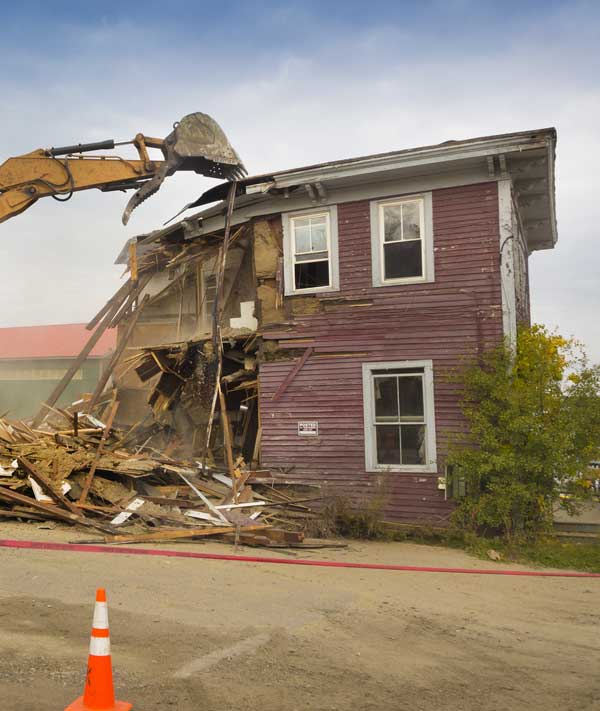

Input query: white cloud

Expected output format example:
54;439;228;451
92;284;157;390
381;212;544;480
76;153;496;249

0;4;598;360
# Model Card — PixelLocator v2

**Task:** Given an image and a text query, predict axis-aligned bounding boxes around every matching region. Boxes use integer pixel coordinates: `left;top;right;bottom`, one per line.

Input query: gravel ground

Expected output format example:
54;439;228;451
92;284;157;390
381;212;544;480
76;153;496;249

1;521;598;711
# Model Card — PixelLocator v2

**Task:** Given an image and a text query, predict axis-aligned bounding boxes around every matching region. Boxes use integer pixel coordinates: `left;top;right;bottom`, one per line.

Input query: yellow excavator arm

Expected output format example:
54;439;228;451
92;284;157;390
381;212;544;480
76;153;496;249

0;144;157;224
0;113;245;226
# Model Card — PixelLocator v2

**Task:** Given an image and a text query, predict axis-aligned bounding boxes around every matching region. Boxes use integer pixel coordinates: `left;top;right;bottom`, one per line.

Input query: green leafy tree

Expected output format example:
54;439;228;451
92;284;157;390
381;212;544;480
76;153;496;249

448;325;600;539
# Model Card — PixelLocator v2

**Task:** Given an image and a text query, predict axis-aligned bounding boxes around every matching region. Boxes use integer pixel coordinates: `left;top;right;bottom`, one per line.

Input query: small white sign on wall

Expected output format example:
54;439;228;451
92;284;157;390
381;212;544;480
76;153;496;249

298;421;319;437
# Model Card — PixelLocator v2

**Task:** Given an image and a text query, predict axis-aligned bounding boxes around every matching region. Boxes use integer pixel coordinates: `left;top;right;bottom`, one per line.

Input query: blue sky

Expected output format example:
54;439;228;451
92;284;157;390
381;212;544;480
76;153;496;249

1;0;599;359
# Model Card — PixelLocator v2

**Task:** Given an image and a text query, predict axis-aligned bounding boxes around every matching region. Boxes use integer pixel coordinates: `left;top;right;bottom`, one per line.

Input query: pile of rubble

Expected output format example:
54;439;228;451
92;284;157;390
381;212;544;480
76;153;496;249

0;409;336;549
0;190;346;549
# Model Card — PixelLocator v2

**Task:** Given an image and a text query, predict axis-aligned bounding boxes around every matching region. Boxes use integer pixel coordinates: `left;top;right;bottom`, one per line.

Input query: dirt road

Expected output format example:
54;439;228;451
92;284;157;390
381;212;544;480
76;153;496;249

1;522;598;710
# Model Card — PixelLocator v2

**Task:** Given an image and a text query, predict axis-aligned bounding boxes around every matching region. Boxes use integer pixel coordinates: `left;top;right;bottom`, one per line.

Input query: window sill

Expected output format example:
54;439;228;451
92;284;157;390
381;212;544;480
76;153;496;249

366;463;438;474
374;275;434;287
285;285;340;297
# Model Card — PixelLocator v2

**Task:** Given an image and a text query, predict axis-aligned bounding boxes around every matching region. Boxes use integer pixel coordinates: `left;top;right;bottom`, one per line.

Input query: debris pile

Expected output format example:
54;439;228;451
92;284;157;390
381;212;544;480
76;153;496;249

0;186;343;549
0;411;334;549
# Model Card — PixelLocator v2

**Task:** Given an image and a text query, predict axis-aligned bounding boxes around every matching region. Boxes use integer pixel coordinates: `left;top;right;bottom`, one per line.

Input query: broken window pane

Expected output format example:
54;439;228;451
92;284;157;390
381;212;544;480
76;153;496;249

384;240;422;280
374;376;398;422
295;261;330;289
398;376;424;421
383;204;403;242
376;425;400;465
400;424;426;464
402;201;421;240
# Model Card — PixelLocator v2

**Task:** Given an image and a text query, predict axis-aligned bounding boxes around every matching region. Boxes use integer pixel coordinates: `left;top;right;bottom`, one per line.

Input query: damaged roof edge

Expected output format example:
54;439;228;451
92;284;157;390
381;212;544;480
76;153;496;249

117;126;557;260
191;127;556;206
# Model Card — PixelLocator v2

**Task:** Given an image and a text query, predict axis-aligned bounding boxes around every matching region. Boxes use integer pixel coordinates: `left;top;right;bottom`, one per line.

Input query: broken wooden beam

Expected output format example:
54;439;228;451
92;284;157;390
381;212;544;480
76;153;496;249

217;382;236;486
87;294;150;411
0;508;64;522
86;279;132;331
17;456;80;515
79;523;270;545
272;347;314;402
0;485;114;533
108;272;152;329
31;294;125;428
78;398;120;504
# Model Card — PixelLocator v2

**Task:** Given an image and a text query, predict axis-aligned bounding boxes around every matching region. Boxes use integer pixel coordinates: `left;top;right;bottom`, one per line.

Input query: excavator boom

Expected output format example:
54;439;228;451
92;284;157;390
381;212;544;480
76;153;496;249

0;113;245;225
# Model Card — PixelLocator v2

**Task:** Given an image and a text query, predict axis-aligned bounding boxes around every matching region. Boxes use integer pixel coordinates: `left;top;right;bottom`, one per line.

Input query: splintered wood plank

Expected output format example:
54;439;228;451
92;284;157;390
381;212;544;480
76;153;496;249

88;294;150;410
0;485;79;524
0;485;114;533
177;472;229;524
94;523;269;545
78;398;120;505
86;279;132;331
129;241;138;283
17;456;80;515
31;293;126;428
218;383;236;481
109;272;152;328
272;347;314;402
0;508;61;522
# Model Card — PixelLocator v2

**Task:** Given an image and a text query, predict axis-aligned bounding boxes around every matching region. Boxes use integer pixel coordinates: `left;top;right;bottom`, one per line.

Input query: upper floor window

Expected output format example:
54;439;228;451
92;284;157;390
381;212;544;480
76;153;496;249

282;206;339;296
370;193;434;286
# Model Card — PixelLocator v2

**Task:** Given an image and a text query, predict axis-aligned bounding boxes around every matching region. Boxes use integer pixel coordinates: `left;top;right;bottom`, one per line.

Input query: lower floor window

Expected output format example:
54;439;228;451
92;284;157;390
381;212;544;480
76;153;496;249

363;360;436;472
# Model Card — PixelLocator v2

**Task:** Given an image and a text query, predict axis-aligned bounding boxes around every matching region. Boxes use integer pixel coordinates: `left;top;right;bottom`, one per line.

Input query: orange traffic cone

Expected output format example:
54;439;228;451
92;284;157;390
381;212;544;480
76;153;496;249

65;588;132;711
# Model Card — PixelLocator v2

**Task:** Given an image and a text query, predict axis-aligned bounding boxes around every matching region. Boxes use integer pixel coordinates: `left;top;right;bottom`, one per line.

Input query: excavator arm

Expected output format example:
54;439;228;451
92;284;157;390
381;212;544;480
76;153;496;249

0;147;157;223
0;113;246;226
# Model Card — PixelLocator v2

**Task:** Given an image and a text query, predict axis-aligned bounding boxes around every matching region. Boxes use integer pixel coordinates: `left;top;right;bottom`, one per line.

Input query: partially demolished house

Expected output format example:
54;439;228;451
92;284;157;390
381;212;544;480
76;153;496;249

109;128;557;524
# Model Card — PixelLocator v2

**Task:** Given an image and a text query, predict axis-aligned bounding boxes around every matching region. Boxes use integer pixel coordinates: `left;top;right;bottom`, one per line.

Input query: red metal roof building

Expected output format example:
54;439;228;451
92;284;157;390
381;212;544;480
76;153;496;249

0;324;116;360
0;324;117;419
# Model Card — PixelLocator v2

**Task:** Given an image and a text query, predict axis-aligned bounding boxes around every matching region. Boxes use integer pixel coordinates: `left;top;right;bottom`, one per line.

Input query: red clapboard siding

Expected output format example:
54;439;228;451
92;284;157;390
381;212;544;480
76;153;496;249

259;182;503;524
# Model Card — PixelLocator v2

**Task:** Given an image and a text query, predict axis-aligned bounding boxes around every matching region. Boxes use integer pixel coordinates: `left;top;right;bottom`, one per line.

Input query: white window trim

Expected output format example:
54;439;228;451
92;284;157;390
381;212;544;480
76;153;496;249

369;192;434;286
362;359;437;474
282;205;339;296
498;179;517;348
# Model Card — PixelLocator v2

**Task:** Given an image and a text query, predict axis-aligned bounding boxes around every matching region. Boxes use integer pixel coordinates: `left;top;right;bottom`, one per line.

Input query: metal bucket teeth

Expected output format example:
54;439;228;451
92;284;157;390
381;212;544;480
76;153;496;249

122;112;246;224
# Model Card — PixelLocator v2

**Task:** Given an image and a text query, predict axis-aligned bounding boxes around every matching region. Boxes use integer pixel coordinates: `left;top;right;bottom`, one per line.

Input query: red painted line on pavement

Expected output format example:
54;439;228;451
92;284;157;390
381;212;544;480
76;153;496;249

0;538;598;578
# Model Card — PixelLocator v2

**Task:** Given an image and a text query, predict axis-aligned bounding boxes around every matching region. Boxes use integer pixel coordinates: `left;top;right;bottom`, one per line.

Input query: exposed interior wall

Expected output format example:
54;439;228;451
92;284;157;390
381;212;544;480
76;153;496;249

122;337;259;462
253;217;284;326
114;236;257;427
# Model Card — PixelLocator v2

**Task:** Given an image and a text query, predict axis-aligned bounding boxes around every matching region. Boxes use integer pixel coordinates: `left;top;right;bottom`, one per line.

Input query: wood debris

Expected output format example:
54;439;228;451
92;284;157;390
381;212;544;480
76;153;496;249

3;188;345;550
0;411;329;548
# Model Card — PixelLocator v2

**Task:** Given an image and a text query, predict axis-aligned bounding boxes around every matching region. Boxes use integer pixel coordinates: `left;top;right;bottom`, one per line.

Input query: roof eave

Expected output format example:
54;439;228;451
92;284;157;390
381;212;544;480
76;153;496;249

251;131;554;191
126;128;558;253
